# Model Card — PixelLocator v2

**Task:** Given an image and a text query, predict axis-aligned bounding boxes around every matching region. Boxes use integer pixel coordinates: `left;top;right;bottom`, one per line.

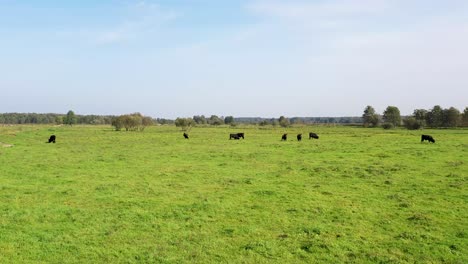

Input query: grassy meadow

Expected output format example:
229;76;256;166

0;124;466;263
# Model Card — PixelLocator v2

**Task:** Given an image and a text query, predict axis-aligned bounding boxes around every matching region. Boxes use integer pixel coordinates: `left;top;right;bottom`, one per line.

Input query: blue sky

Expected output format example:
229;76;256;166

1;0;467;118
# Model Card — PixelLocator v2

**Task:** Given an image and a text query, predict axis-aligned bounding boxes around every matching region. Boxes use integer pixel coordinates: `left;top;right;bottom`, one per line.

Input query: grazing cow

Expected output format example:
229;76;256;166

230;133;243;140
421;134;435;143
281;134;287;141
47;135;56;143
309;132;319;139
297;134;302;141
230;134;240;140
230;133;244;139
183;133;189;139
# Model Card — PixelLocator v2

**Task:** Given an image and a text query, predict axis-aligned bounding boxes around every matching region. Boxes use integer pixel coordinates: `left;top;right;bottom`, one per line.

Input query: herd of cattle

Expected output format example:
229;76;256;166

46;133;436;143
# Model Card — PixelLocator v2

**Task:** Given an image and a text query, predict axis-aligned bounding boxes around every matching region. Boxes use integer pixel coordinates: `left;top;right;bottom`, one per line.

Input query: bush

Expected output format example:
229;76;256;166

382;123;394;129
403;117;423;130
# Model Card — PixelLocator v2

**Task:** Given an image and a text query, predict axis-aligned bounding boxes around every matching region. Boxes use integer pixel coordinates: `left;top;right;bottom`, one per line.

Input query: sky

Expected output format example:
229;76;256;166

1;0;467;118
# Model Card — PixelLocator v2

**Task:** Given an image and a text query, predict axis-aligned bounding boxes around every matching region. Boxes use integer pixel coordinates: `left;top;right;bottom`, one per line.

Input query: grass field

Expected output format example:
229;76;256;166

0;125;466;263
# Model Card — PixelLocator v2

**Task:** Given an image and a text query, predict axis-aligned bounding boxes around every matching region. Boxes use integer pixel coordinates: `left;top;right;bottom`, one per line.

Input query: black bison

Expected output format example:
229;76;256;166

421;134;435;143
47;135;56;143
281;134;287;141
183;133;189;139
297;134;302;141
309;132;319;139
230;133;244;140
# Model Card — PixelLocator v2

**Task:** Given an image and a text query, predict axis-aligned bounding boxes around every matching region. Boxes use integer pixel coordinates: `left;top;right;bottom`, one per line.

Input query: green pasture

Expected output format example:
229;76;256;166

0;125;466;263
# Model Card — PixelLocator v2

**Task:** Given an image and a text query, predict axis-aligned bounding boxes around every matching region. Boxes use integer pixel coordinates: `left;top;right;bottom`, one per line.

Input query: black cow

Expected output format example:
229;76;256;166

281;134;287;141
47;135;56;143
183;133;189;139
309;132;319;139
297;134;302;141
230;134;240;140
230;133;243;140
421;134;435;143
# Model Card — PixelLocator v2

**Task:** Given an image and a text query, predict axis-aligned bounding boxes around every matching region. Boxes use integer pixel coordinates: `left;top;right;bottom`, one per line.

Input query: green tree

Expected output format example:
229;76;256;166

279;116;290;127
209;115;223;126
224;116;234;125
426;105;444;128
403;117;423;130
193;115;207;125
111;116;124;131
175;118;195;130
383;106;401;127
413;109;427;124
63;110;77;126
362;105;379;127
462;107;468;127
443;107;461;127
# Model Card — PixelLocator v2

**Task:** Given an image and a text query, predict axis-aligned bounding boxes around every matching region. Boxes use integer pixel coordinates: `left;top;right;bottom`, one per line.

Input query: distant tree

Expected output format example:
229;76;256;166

462;107;468;127
403;117;423;130
63;110;77;126
443;107;461;127
362;105;379;127
381;123;394;129
279;116;290;127
112;116;124;131
224;116;235;125
290;117;304;125
175;117;195;130
258;120;269;126
156;118;174;125
413;109;427;125
193;115;207;125
111;113;152;131
383;106;401;127
209;115;223;126
55;116;63;125
426;105;444;128
141;116;154;131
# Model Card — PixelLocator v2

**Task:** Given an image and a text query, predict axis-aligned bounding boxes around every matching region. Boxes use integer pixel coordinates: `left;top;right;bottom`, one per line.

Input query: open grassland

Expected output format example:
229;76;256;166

0;125;467;263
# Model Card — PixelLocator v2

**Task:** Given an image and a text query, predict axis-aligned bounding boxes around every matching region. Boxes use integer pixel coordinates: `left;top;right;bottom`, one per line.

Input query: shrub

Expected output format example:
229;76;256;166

382;123;394;129
403;117;423;130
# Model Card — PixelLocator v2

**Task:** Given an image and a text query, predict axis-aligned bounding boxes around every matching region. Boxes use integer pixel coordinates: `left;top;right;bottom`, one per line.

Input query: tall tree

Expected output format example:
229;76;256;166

224;116;234;125
362;105;379;127
209;115;223;126
63;110;77;126
193;115;207;125
175;117;195;130
426;105;444;128
443;107;461;127
279;116;290;127
462;107;468;127
413;109;427;123
383;106;401;127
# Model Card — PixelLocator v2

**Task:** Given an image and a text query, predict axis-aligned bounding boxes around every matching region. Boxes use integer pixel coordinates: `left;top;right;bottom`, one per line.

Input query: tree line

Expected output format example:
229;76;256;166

362;105;468;129
0;111;114;125
2;106;467;129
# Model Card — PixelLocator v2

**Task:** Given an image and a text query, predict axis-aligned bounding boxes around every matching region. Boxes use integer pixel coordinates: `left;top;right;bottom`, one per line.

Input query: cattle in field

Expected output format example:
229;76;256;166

47;135;56;143
230;133;243;140
421;134;435;143
297;134;302;141
183;133;189;139
230;134;240;140
281;134;287;141
309;132;319;139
